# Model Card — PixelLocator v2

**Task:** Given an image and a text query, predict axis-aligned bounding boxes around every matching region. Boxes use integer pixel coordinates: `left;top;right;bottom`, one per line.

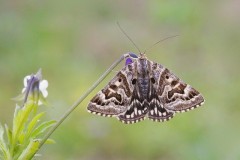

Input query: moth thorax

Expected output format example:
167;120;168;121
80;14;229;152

137;58;149;75
136;58;150;99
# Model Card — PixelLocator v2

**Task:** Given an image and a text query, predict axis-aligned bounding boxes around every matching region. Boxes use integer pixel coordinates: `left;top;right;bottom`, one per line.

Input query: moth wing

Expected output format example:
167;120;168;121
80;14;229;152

151;62;204;113
87;64;134;117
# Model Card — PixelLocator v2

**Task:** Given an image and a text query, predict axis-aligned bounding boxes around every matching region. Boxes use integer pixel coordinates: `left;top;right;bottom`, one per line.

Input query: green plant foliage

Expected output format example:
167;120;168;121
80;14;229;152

17;139;40;160
0;72;55;160
0;100;56;159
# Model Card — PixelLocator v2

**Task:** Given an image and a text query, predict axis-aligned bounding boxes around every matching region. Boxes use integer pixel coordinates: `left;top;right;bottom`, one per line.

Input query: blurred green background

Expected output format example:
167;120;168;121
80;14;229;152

1;0;240;159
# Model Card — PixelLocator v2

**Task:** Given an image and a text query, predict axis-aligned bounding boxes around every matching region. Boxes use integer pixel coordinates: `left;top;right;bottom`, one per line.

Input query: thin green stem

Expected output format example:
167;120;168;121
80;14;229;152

31;53;128;158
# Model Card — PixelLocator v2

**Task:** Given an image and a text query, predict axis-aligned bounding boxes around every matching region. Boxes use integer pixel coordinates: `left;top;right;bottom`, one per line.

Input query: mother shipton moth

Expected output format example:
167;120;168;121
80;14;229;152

88;52;204;124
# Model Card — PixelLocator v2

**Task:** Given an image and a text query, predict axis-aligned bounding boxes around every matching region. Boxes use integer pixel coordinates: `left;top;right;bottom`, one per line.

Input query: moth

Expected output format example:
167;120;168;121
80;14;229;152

87;52;204;124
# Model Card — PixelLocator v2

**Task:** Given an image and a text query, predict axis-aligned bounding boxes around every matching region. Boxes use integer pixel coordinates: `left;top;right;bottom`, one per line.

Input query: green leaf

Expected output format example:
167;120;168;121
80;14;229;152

31;120;56;138
45;139;56;144
4;124;12;146
18;132;25;144
13;102;36;142
26;112;45;138
0;124;10;159
13;104;21;119
0;142;8;159
17;139;40;160
11;102;37;158
0;124;4;142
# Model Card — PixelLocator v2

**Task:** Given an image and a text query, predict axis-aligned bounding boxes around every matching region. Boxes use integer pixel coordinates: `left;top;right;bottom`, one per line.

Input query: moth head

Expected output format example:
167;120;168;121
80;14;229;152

125;52;138;66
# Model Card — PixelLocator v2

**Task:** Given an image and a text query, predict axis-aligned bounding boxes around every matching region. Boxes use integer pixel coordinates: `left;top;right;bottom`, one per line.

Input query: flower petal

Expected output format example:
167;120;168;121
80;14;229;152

41;89;48;98
40;80;48;90
39;80;48;98
23;75;31;87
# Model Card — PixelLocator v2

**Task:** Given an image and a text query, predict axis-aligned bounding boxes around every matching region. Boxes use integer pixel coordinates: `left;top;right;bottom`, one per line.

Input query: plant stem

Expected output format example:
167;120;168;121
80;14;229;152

32;53;128;158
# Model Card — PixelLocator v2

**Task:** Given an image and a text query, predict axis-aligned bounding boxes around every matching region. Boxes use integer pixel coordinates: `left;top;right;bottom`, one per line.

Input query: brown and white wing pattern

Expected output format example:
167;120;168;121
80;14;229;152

87;62;135;118
88;54;205;124
140;59;174;122
151;62;204;113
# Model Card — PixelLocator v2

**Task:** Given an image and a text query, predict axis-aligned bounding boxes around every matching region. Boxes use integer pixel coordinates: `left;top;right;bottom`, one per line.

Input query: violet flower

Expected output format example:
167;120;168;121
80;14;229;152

21;69;48;105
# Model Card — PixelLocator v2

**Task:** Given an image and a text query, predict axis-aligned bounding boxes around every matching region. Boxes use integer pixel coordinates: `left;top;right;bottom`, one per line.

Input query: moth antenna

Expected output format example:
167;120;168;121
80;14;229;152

144;35;179;54
117;22;141;54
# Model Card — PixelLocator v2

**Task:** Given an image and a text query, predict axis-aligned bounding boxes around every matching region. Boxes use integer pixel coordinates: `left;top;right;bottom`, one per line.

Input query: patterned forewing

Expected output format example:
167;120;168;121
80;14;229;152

152;62;204;113
87;64;134;116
